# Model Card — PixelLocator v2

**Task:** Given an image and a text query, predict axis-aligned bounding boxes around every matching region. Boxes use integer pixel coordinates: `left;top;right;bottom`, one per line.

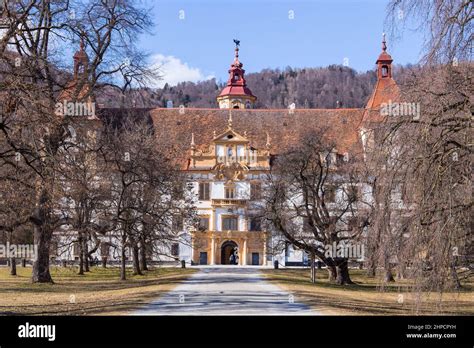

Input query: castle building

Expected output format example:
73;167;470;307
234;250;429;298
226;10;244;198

54;36;399;266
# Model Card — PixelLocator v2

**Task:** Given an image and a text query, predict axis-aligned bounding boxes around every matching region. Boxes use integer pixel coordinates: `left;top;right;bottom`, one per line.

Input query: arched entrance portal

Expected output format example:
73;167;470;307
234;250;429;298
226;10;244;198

221;240;238;265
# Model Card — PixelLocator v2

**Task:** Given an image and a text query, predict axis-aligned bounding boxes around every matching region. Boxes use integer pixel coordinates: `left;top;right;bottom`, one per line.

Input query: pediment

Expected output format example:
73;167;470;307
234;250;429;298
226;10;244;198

213;128;248;143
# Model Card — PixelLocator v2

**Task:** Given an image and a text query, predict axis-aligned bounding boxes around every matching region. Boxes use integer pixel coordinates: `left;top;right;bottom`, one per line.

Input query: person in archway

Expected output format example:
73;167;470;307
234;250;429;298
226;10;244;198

234;249;239;265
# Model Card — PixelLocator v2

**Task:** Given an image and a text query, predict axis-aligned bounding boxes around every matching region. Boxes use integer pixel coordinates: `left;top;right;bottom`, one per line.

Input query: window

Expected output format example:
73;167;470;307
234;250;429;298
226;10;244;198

73;242;80;257
49;242;59;256
250;217;261;231
250;182;262;200
198;217;210;231
199;182;210;200
303;217;312;231
324;185;336;203
222;217;238;230
171;243;179;257
381;65;389;77
347;186;359;201
172;216;183;231
225;187;235;199
100;243;110;257
348;217;358;231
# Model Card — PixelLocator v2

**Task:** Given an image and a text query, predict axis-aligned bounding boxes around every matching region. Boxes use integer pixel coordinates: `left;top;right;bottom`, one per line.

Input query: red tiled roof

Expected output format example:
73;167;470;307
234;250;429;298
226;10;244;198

218;85;255;97
363;78;400;123
149;108;365;164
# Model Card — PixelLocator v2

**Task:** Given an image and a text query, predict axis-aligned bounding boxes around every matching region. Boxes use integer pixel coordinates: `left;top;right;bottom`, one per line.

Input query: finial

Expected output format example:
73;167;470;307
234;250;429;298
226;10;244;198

191;132;195;148
233;39;240;61
382;33;387;52
228;108;233;128
266;132;271;149
213;130;216;138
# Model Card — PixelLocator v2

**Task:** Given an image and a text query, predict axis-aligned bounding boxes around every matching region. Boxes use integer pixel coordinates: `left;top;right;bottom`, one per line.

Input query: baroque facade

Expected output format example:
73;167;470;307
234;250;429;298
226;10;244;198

54;37;399;267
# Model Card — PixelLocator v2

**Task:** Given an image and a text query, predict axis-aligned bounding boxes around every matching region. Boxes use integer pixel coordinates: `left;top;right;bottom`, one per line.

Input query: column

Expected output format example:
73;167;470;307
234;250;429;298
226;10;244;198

262;234;267;266
210;236;215;265
242;238;247;266
191;236;195;265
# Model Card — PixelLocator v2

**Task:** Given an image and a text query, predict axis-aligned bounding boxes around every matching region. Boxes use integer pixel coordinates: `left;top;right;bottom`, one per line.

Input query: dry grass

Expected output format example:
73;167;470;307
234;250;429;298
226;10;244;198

0;266;197;315
262;268;474;315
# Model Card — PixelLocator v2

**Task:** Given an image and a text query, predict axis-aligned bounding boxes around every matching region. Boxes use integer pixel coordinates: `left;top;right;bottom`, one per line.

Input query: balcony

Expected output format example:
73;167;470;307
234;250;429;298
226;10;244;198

211;199;248;207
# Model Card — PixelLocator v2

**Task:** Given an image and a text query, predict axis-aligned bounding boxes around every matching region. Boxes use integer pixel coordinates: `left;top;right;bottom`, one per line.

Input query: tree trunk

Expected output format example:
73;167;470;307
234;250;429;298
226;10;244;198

31;188;54;283
120;246;126;281
84;241;90;272
327;265;337;282
10;258;17;276
102;257;107;268
132;244;142;275
450;261;461;290
310;253;316;284
384;269;395;282
32;224;53;283
78;235;84;275
139;236;148;271
22;258;26;267
335;258;354;285
396;262;406;280
366;262;376;277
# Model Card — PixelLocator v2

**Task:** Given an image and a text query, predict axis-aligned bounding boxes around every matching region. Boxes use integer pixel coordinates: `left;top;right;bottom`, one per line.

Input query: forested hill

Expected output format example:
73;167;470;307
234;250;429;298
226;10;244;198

98;65;392;109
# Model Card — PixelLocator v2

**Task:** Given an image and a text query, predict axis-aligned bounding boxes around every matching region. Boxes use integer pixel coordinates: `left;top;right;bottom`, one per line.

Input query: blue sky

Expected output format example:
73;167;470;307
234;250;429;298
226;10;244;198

140;0;424;87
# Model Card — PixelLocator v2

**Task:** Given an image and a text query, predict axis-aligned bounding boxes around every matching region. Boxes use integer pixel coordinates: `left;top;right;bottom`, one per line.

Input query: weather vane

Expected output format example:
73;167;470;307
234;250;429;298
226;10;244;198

233;39;240;48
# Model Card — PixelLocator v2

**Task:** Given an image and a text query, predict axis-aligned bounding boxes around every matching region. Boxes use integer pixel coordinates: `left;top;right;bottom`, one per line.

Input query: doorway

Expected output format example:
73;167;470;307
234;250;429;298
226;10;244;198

221;240;238;265
252;253;259;265
199;252;208;265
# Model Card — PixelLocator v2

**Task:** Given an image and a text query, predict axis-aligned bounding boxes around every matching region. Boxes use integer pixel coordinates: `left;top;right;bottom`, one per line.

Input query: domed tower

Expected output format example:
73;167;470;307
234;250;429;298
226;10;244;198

365;33;399;110
217;40;256;109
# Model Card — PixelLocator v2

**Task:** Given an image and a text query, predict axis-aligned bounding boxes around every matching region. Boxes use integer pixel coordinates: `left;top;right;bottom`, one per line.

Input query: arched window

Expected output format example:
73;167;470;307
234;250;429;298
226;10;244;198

381;65;389;77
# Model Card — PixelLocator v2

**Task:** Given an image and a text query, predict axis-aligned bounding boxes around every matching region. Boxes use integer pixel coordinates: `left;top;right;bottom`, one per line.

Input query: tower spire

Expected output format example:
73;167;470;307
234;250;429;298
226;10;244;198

233;39;240;63
73;34;89;79
216;39;257;109
375;33;393;79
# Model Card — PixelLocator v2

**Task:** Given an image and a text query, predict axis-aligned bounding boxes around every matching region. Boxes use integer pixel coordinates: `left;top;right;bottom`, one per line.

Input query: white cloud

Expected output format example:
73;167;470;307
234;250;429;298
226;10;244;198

150;54;214;88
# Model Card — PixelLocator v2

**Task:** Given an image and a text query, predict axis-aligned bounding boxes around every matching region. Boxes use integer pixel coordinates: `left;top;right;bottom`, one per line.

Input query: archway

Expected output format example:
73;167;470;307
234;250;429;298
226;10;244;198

221;240;238;265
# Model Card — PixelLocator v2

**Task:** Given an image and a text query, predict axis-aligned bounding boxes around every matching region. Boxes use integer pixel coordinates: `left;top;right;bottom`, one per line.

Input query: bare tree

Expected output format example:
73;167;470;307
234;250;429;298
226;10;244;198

0;0;156;282
100;117;195;280
386;0;472;65
263;130;371;285
363;0;473;307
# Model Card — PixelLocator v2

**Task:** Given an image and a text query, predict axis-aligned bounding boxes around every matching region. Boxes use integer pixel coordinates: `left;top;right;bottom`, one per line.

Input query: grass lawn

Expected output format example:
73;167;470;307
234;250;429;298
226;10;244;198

262;268;474;315
0;266;197;315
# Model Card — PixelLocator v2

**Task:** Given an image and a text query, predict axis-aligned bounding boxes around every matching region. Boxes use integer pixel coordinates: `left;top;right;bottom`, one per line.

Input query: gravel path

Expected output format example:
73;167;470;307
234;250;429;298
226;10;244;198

134;266;318;315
